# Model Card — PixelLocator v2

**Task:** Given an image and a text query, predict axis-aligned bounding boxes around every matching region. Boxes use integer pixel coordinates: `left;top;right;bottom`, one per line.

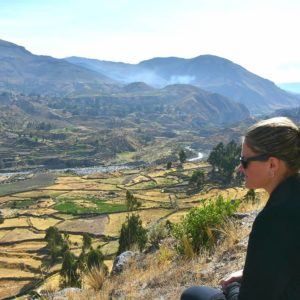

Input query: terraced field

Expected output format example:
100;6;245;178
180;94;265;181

0;163;261;299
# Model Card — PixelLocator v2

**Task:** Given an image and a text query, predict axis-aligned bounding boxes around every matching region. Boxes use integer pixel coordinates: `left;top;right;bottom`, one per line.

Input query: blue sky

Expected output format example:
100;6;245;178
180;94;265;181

0;0;300;83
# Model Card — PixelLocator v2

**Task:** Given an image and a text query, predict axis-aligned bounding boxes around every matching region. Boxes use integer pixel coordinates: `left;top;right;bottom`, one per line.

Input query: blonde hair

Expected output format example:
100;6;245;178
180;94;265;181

245;117;300;171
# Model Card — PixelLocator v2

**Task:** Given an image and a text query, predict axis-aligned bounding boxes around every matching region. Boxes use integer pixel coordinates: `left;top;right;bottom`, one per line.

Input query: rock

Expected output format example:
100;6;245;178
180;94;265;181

109;288;126;300
232;212;251;219
111;251;136;275
49;288;83;300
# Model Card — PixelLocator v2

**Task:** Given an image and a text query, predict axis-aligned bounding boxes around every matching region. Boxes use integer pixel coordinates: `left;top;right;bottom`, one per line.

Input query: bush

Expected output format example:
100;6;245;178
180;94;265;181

148;221;169;248
172;196;239;254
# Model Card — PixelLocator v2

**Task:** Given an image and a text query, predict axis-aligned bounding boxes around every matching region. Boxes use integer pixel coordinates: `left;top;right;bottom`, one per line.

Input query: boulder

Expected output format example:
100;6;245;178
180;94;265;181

111;251;136;275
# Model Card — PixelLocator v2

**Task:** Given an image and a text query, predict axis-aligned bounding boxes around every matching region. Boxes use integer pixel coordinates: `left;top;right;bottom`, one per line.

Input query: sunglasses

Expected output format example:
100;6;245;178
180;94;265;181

239;154;270;169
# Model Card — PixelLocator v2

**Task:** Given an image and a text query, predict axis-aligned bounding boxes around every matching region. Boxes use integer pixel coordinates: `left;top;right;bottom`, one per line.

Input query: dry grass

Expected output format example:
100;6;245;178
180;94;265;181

29;217;60;230
238;189;268;212
84;266;107;290
0;217;29;228
0;228;44;243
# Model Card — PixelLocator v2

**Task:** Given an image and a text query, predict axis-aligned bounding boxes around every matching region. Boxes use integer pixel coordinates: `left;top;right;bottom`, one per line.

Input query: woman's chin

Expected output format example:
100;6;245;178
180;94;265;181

245;181;255;190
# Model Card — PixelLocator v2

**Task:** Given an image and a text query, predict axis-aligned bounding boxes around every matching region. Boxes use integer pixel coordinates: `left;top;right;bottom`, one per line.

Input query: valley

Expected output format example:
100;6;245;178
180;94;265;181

0;38;299;299
0;162;259;298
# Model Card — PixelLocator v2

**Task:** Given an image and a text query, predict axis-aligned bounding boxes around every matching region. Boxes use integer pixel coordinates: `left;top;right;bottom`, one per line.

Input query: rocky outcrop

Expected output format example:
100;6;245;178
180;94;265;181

111;251;137;275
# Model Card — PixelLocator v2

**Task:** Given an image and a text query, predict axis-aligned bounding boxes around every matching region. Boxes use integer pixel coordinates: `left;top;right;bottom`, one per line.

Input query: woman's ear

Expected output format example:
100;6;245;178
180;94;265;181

269;157;280;171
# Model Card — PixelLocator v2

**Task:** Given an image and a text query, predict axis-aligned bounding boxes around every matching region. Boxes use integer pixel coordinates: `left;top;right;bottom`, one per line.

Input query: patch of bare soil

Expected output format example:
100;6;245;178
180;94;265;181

56;215;109;236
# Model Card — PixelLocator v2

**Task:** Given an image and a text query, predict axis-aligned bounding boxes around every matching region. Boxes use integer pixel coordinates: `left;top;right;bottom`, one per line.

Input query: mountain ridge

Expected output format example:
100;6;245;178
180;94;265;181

0;39;118;96
66;55;300;114
0;38;299;114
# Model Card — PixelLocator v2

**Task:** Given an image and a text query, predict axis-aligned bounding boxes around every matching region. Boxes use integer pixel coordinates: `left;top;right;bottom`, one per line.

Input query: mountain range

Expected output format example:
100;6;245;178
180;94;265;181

0;38;299;116
65;55;300;114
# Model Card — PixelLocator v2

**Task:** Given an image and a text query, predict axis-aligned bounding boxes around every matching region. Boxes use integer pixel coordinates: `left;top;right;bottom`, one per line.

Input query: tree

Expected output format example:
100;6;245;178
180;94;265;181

45;226;69;262
82;233;92;253
178;149;187;164
207;142;225;173
207;141;240;183
166;161;172;169
60;250;81;288
117;214;148;254
125;190;141;211
189;169;205;189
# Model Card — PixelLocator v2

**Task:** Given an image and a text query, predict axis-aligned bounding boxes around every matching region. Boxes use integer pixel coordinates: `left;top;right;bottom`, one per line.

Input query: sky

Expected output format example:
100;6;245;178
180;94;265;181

0;0;300;83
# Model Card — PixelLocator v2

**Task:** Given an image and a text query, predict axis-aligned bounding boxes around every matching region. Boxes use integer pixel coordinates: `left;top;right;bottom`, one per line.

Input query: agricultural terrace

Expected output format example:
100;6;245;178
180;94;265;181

0;164;267;298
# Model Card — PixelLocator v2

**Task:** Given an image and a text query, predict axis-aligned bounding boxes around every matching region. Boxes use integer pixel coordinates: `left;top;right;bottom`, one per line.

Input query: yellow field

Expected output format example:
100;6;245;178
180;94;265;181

0;195;20;202
100;240;119;256
168;210;189;222
0;217;30;228
0;228;44;243
134;189;170;200
0;268;36;278
1;241;46;252
29;217;60;230
0;256;41;269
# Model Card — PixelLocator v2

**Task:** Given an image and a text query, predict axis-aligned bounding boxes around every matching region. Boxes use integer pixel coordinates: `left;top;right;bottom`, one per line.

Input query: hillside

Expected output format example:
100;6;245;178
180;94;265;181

66;55;300;114
0;84;250;171
0;39;118;96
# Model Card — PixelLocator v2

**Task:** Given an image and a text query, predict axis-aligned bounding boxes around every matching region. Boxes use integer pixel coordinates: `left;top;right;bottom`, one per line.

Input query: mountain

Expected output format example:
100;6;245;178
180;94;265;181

54;83;250;127
1;38;296;115
0;39;118;96
66;55;300;114
65;56;167;86
0;85;249;170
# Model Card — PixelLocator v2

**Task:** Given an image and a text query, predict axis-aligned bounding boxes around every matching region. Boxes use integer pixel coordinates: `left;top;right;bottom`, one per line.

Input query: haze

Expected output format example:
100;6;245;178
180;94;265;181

0;0;299;83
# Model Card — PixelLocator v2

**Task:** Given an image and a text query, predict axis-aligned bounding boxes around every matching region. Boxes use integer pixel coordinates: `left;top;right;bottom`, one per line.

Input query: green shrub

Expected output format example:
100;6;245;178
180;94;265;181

148;221;169;248
172;196;239;254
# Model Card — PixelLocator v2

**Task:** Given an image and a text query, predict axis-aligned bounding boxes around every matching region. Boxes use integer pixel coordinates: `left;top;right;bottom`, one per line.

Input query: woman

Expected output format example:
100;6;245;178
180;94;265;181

181;117;300;300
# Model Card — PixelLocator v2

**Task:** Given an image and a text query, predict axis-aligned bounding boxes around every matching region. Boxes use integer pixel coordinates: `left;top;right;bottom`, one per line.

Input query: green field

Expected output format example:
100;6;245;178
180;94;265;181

53;199;127;214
